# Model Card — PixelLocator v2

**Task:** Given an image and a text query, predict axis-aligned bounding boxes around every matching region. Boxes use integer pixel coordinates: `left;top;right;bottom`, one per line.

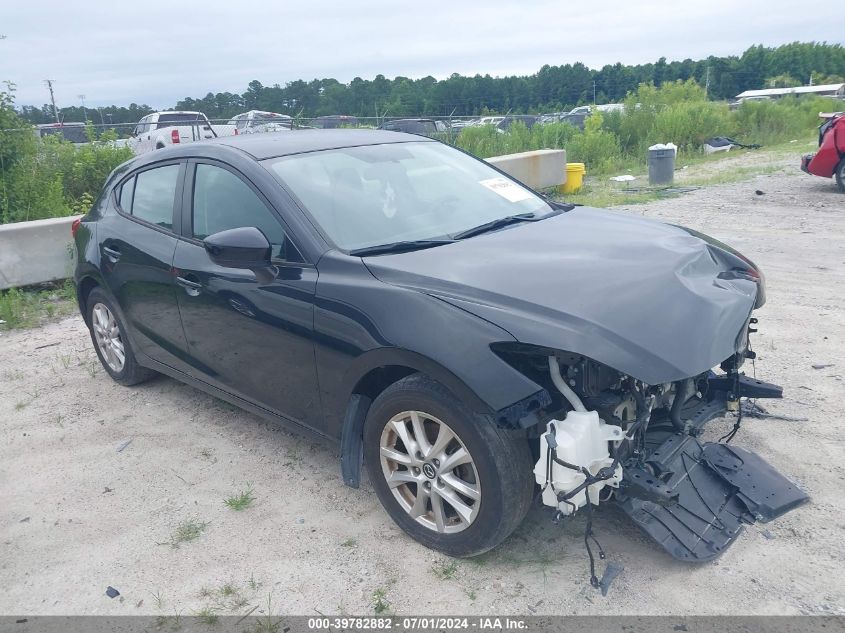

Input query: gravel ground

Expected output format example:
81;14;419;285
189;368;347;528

1;153;843;617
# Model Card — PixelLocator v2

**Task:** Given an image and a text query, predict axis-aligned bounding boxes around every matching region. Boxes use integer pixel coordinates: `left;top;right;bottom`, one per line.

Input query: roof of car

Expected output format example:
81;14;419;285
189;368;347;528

199;128;434;160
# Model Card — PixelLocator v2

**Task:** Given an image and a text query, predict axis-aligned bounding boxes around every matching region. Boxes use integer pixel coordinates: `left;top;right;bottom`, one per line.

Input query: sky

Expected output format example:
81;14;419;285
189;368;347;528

1;0;841;109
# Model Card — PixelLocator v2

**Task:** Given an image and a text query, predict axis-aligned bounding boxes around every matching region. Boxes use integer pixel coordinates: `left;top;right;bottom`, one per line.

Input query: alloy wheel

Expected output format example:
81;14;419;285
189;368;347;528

379;410;481;534
91;303;125;373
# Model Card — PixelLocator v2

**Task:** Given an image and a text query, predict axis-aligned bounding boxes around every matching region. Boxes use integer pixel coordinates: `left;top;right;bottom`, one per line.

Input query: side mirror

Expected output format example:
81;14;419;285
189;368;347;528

203;226;271;269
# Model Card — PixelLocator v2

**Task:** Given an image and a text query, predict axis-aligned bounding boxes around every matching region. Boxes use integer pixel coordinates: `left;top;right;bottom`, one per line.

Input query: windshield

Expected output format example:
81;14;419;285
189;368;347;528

264;141;553;251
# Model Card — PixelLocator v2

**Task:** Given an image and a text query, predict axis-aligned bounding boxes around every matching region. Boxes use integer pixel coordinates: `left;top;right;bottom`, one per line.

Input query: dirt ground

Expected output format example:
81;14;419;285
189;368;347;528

1;152;844;617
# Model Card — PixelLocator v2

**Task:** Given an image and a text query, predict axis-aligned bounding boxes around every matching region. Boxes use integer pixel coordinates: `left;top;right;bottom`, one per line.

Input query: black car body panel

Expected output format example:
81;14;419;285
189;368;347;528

73;130;802;565
364;206;759;385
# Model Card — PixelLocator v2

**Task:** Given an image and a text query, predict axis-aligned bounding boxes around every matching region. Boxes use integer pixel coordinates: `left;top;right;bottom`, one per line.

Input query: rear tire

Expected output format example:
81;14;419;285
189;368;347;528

363;374;534;557
86;287;156;386
836;159;845;193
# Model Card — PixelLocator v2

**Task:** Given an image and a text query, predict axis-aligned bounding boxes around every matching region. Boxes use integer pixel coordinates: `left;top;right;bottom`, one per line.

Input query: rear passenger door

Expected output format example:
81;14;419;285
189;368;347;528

98;161;192;373
171;160;322;430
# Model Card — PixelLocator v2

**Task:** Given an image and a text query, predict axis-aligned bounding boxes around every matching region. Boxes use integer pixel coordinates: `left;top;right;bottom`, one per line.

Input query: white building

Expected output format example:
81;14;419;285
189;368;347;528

735;83;845;100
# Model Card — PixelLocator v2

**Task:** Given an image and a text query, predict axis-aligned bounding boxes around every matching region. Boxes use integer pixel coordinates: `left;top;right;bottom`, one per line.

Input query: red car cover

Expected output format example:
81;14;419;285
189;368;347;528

801;113;845;188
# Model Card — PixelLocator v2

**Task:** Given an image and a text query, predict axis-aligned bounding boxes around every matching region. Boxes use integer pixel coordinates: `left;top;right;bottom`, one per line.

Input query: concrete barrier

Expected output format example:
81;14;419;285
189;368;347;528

486;149;567;190
0;215;80;290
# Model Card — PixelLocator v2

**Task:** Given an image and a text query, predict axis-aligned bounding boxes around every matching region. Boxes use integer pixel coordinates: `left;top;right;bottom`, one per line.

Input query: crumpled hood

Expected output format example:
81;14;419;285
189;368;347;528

364;206;761;384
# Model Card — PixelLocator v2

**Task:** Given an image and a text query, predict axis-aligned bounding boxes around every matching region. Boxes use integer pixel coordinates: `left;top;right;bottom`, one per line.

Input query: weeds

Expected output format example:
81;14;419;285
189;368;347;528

0;282;76;330
431;559;459;580
341;538;357;547
150;589;164;610
372;587;390;615
224;483;256;511
163;517;209;548
195;607;218;625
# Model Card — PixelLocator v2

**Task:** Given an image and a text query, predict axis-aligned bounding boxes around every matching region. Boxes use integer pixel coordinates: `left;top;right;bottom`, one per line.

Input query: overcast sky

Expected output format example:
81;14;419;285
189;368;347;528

1;0;841;109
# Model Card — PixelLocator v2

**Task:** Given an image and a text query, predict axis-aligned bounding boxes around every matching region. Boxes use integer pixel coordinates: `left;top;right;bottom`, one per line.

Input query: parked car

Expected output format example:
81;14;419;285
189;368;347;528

310;115;360;129
72;130;806;567
129;111;217;154
801;112;845;191
497;115;537;130
378;118;439;135
36;122;89;145
227;110;293;135
561;104;624;129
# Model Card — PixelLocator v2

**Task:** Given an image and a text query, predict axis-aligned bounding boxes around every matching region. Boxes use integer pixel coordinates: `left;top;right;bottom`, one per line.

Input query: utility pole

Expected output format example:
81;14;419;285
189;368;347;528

592;81;596;104
78;94;87;122
44;79;59;123
705;66;710;98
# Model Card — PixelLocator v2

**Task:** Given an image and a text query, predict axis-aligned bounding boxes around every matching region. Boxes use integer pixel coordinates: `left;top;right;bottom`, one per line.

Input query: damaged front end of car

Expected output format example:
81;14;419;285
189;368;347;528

494;328;808;583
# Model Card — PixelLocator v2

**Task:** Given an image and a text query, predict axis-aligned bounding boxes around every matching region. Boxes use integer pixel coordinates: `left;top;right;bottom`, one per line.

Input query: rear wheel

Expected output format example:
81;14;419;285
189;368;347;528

86;287;156;386
836;159;845;193
363;374;534;557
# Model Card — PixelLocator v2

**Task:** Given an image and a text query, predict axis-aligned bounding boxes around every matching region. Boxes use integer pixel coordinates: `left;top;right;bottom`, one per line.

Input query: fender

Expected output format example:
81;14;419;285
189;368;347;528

335;347;549;488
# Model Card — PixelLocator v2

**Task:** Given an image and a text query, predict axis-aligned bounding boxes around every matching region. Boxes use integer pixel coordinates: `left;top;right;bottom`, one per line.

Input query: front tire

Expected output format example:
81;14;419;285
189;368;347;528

86;287;156;386
363;374;534;557
836;158;845;193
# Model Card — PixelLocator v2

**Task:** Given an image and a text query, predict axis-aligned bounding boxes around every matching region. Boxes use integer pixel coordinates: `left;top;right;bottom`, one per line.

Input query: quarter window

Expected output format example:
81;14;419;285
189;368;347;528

192;164;300;262
129;164;180;230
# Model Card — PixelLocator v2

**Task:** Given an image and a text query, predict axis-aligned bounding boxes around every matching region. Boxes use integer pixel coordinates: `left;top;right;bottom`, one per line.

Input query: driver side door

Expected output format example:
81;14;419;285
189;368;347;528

171;160;322;431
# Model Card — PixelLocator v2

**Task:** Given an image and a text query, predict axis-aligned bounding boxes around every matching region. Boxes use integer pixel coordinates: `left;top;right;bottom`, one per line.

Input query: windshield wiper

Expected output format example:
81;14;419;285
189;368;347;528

348;239;455;257
452;212;541;240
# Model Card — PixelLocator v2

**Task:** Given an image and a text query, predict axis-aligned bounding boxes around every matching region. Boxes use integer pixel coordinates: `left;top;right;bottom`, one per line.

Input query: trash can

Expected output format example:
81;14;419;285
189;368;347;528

648;148;675;185
560;163;586;193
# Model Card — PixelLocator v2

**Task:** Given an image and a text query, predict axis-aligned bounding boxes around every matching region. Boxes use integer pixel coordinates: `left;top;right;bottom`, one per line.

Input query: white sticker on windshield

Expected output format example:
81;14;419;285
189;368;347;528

479;177;534;203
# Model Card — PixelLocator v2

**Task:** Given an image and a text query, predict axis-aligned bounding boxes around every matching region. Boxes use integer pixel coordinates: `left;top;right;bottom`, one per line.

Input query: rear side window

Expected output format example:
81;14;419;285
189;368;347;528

192;163;300;262
127;164;180;230
118;177;135;211
157;113;205;129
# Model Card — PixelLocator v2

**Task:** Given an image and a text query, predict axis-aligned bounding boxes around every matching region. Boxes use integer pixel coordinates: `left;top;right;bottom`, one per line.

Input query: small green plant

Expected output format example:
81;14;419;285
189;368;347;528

150;589;164;610
252;593;282;633
220;582;237;598
85;361;99;378
248;573;261;591
58;353;72;369
372;587;390;615
341;538;357;547
165;517;209;548
195;607;218;625
14;401;27;411
431;559;459;580
224;483;256;511
465;588;477;601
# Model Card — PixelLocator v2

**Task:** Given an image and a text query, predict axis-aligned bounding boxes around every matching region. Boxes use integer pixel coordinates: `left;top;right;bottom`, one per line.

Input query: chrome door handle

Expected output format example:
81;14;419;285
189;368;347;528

102;246;121;262
176;276;202;296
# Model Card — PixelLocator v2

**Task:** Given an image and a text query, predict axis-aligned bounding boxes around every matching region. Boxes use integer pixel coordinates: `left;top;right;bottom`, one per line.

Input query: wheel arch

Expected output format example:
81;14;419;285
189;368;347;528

337;349;494;489
76;274;102;326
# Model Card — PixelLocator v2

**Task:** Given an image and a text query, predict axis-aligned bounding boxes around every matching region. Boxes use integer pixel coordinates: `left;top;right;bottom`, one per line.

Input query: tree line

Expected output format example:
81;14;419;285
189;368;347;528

16;41;845;125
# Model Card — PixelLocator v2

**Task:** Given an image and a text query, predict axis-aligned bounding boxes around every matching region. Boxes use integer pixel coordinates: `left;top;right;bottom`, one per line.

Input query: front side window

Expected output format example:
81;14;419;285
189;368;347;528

265;141;552;251
192;163;299;261
130;164;180;230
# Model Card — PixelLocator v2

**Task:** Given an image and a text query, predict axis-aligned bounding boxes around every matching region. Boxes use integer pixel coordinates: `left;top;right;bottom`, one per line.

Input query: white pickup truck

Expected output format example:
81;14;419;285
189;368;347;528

129;111;222;154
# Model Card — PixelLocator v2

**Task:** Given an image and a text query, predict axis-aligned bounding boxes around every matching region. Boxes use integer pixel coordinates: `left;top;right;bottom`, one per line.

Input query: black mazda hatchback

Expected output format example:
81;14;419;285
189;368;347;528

73;130;806;566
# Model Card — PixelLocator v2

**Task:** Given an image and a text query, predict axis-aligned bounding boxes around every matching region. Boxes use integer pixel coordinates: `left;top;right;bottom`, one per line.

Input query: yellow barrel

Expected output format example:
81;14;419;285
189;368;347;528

560;162;586;193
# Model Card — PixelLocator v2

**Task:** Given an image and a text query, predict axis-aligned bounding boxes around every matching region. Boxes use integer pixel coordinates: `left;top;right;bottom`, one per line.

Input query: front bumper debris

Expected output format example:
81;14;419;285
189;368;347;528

617;434;809;561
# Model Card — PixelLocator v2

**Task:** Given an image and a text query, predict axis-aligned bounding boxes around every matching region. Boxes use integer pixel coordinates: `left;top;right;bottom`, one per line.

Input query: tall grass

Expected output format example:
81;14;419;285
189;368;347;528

453;80;834;175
